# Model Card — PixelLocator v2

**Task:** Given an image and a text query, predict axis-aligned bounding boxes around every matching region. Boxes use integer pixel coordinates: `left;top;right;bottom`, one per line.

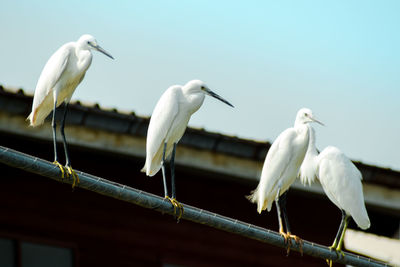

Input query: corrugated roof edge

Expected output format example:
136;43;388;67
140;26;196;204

0;85;270;161
0;84;399;188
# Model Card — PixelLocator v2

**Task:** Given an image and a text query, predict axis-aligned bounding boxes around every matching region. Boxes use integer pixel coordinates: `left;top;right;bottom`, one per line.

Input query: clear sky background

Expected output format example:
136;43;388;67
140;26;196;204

1;1;399;170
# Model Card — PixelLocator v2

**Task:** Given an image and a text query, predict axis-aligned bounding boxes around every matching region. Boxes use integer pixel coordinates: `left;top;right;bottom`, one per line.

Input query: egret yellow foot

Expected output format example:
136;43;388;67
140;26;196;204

286;232;303;255
326;246;345;267
53;161;66;178
65;166;79;188
279;228;303;256
165;196;184;222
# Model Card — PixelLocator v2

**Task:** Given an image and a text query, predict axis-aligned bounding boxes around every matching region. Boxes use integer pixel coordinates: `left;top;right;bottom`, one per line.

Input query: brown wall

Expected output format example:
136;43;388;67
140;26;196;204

0;131;397;267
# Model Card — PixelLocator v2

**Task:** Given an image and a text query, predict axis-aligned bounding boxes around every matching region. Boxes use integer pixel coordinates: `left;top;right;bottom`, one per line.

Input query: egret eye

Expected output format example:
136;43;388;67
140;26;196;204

305;113;309;117
201;86;205;90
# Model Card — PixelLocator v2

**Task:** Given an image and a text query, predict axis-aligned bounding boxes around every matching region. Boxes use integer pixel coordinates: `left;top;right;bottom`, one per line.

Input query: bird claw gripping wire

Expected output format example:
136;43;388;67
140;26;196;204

286;232;303;256
53;161;66;178
65;165;79;188
279;229;303;256
165;196;184;222
326;246;345;267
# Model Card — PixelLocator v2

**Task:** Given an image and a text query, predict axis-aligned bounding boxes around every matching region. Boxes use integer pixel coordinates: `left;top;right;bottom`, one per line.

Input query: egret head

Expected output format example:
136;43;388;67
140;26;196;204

295;108;324;126
184;80;234;108
78;34;114;59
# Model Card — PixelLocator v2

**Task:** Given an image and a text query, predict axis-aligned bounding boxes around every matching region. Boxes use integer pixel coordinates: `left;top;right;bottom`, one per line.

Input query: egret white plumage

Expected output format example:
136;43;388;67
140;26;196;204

299;126;370;266
142;79;233;220
247;108;323;253
28;34;114;186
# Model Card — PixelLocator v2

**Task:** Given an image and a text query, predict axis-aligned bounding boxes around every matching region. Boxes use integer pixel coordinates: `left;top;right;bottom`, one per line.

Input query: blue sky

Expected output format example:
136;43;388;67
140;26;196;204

1;1;399;170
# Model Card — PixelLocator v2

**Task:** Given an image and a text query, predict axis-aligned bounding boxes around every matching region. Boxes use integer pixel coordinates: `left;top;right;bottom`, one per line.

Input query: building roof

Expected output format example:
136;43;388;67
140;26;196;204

0;85;270;161
0;84;400;214
1;84;399;183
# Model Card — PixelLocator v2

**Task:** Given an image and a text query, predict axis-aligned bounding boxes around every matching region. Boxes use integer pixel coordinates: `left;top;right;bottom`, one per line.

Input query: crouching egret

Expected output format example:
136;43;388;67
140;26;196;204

27;34;114;187
142;79;233;220
247;108;323;254
299;126;370;266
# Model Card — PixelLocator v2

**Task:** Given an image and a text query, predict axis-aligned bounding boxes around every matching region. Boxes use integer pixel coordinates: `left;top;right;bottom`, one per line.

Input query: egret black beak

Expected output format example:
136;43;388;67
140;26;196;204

311;116;324;126
94;45;114;60
205;88;234;108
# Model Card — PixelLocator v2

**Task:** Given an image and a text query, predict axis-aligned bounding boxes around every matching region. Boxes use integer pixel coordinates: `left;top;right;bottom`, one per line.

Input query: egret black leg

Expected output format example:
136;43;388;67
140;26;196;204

160;142;183;221
169;143;183;221
60;102;79;187
60;103;71;166
161;142;169;198
170;143;177;199
51;100;65;178
278;190;303;255
275;188;285;236
331;210;347;250
280;191;290;232
52;101;58;163
337;213;350;251
327;210;350;267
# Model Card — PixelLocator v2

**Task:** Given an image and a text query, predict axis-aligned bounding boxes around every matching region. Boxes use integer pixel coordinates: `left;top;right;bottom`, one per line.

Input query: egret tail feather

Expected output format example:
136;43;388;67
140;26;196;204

27;111;39;126
141;162;161;177
246;188;270;213
245;190;257;203
353;213;370;230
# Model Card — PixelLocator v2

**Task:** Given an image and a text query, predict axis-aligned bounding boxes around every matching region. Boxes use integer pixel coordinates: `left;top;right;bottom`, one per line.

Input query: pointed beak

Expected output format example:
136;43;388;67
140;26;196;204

93;45;114;60
310;116;324;126
204;88;234;108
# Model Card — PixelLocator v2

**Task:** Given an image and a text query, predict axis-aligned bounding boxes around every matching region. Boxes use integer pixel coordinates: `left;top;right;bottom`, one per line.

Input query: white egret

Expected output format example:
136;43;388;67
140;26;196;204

27;34;114;186
247;108;323;253
141;79;234;220
299;126;370;266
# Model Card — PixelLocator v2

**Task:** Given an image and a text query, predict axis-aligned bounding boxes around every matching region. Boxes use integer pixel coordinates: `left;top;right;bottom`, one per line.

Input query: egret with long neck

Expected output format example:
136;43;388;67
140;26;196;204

142;79;233;220
247;108;323;254
28;34;113;187
300;124;370;266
